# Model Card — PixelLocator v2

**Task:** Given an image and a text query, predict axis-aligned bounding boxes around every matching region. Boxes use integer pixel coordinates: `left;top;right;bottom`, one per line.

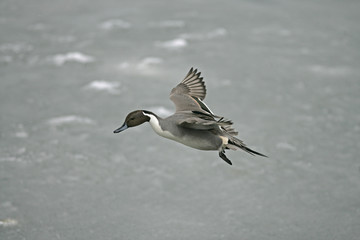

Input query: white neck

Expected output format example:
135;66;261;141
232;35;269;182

143;112;175;139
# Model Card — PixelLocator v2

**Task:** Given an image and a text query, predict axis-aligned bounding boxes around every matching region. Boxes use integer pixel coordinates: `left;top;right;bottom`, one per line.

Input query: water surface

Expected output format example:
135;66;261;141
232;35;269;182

1;0;360;239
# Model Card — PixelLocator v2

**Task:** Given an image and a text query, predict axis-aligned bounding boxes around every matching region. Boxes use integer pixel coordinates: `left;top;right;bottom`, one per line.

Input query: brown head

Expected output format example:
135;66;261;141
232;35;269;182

113;110;151;133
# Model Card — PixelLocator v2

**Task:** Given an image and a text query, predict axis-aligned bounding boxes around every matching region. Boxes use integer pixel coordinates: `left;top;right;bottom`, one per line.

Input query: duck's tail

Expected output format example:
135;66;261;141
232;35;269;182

227;137;268;157
218;136;267;165
216;118;267;165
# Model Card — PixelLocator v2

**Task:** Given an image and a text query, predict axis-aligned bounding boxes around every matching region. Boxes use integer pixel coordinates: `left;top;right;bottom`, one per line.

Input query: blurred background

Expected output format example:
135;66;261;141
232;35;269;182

1;0;359;239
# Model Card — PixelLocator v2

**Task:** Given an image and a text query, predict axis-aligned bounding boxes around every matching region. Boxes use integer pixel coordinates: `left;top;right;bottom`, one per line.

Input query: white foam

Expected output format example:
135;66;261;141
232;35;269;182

116;58;163;75
47;115;95;126
0;218;18;227
15;131;28;138
99;19;131;30
50;52;95;66
14;124;28;138
155;38;187;50
137;57;163;70
85;80;121;94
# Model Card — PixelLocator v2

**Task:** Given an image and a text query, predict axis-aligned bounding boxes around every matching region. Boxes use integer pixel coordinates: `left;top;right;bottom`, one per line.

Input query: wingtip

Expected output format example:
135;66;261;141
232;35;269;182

186;67;196;77
189;67;199;73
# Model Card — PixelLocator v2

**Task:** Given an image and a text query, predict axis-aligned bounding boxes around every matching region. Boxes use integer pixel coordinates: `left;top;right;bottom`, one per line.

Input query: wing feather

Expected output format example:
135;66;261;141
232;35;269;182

170;67;211;114
170;67;206;100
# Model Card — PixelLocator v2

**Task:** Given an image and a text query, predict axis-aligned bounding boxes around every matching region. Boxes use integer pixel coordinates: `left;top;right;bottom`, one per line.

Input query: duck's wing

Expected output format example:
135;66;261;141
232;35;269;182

171;67;206;100
170;68;214;114
175;111;237;134
170;68;239;134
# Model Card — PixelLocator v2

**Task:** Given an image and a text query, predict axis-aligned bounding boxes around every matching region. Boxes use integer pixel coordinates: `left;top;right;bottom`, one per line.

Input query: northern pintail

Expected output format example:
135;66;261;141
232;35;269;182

114;68;267;165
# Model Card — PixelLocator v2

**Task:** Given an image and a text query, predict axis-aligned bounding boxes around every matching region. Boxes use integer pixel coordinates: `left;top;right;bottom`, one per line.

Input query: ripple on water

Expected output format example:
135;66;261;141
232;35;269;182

155;38;187;50
49;52;95;66
84;80;121;94
47;115;95;126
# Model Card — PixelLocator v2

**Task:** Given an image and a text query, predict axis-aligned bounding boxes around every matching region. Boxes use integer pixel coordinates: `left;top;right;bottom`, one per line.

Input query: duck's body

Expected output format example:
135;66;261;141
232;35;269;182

145;112;223;151
114;68;267;165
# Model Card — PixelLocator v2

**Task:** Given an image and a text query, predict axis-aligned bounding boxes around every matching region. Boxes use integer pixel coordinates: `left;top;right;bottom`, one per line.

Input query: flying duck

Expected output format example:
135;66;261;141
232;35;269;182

114;68;267;165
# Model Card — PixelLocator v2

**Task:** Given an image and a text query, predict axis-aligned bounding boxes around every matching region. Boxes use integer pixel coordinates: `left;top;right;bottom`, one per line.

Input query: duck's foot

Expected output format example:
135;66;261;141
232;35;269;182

219;150;232;165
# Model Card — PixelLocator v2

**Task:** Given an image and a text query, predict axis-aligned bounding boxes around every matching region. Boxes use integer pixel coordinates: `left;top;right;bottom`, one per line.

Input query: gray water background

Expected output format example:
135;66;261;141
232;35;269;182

1;0;360;239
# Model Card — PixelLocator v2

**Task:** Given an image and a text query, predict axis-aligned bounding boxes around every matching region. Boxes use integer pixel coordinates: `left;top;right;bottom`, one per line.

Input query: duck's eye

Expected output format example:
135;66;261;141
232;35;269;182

129;117;135;121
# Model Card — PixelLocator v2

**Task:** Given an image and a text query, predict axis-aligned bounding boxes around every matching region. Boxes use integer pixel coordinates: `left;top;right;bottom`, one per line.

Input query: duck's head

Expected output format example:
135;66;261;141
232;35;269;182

113;110;151;133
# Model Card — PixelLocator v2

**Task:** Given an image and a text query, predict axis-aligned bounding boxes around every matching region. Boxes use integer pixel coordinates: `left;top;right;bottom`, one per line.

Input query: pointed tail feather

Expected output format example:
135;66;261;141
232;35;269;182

228;139;268;157
243;146;268;157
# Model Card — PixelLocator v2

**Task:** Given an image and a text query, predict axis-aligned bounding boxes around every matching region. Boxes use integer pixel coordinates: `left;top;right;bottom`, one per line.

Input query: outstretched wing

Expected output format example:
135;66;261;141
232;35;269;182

171;67;206;100
170;68;214;114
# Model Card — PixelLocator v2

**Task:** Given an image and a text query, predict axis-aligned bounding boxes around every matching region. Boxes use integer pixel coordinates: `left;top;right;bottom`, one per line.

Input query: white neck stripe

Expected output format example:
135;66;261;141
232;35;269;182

143;112;175;139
